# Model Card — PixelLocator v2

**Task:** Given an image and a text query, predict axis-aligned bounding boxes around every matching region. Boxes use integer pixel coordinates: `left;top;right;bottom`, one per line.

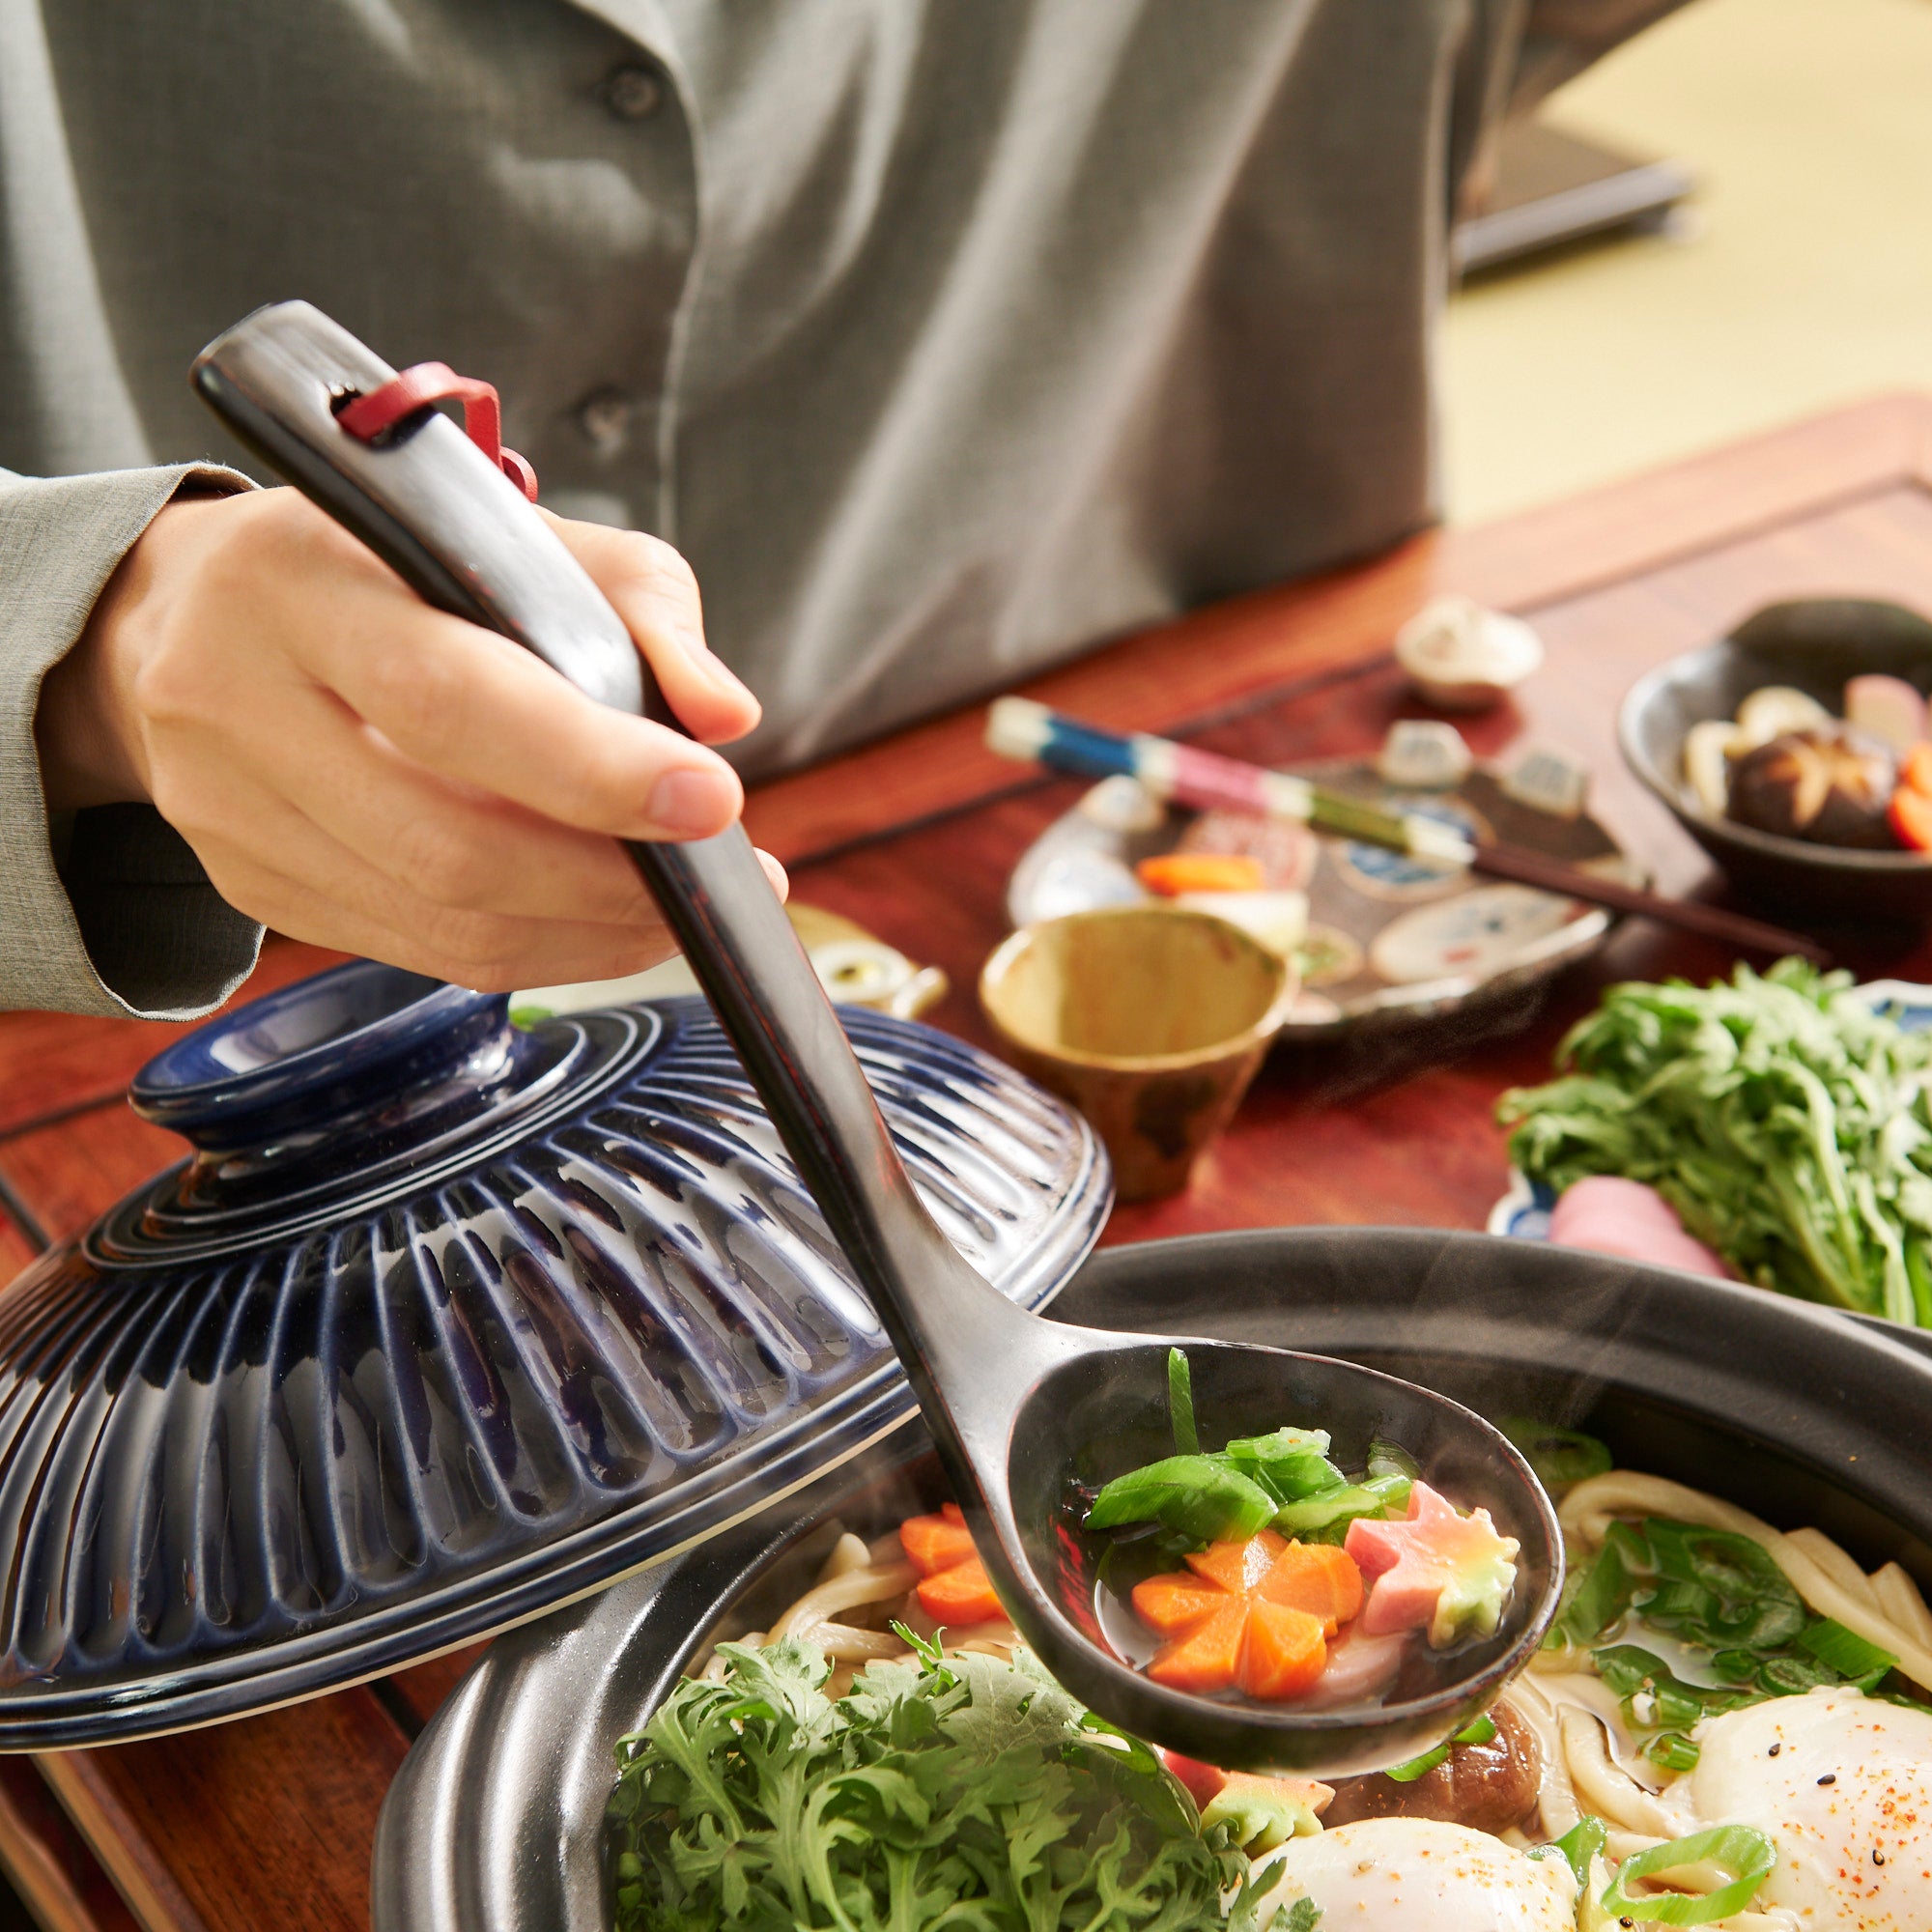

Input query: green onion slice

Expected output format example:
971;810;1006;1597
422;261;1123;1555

1796;1616;1896;1682
1599;1825;1776;1924
1271;1474;1407;1538
1086;1456;1276;1543
1641;1520;1805;1652
1644;1731;1701;1773
1167;1348;1198;1456
1366;1438;1420;1482
1558;1523;1641;1644
1380;1746;1447;1784
1382;1713;1495;1783
1527;1816;1605;1889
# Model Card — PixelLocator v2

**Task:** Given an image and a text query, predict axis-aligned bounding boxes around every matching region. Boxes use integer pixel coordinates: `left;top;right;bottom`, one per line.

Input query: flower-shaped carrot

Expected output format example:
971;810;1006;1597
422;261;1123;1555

1130;1529;1365;1700
899;1503;1006;1625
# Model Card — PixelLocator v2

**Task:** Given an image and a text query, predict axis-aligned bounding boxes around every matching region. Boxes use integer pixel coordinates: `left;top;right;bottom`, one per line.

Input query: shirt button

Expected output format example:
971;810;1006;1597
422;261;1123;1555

575;386;635;455
603;64;663;121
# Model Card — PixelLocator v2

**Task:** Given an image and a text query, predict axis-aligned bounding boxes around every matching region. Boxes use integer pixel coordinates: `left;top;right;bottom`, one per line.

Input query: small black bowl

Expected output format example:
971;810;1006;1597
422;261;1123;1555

1618;597;1932;919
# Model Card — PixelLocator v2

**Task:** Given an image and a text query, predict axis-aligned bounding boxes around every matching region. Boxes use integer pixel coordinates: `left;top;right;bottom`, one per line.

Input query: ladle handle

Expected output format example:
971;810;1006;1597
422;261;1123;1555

190;301;1016;1364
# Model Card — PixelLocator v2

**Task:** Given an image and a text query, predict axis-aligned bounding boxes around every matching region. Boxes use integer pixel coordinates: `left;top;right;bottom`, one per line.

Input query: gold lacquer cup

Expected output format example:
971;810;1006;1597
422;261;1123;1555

979;905;1297;1202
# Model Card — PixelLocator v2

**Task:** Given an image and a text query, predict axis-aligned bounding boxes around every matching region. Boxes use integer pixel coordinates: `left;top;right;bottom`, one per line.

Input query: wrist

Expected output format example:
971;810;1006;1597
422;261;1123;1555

36;498;211;813
37;637;140;816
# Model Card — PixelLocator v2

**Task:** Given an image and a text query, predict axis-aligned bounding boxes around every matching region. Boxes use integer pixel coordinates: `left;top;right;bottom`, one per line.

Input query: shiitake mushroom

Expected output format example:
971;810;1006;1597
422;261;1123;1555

1321;1698;1542;1834
1726;724;1898;849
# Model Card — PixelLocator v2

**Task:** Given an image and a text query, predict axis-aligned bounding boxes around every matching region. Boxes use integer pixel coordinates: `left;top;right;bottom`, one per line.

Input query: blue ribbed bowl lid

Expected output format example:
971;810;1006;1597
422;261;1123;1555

0;964;1110;1746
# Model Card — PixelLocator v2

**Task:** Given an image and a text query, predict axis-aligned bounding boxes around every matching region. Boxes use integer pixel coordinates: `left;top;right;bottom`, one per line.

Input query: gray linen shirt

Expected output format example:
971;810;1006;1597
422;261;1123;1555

0;0;1665;1019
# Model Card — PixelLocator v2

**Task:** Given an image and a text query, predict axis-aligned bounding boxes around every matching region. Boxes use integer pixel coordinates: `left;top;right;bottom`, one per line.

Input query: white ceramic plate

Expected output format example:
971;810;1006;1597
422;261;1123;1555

1009;759;1640;1037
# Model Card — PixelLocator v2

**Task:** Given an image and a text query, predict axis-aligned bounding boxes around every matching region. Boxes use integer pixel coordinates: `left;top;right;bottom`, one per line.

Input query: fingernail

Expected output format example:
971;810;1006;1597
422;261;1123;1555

647;765;739;836
756;849;790;901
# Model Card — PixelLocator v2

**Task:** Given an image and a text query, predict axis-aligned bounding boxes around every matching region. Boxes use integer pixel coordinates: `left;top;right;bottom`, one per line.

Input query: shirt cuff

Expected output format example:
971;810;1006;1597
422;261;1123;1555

0;463;266;1018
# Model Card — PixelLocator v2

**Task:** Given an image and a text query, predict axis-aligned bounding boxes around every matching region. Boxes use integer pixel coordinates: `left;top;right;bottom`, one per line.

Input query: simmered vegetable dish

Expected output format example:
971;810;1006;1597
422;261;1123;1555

1681;677;1932;850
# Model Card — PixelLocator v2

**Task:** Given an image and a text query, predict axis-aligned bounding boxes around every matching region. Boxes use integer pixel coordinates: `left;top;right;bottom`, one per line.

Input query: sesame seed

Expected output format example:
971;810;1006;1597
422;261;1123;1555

1818;1774;1837;1785
1769;1743;1781;1756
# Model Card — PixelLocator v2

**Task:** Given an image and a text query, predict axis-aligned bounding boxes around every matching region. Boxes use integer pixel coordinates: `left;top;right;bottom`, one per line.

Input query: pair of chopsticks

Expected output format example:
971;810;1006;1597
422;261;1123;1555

984;699;1832;965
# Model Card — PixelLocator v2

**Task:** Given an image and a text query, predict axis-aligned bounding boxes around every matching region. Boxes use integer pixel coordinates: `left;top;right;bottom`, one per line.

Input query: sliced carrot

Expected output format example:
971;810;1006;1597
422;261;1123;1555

1904;743;1932;797
1136;853;1266;897
1236;1598;1328;1700
940;1501;967;1526
1185;1529;1287;1595
1891;784;1932;853
915;1553;1005;1625
1132;1575;1234;1635
1149;1601;1249;1692
1258;1541;1365;1634
899;1510;977;1577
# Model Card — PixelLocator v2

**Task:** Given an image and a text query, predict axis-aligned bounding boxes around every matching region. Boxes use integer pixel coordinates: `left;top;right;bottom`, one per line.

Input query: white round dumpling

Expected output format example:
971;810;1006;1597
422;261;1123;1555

1258;1818;1577;1930
1692;1689;1932;1930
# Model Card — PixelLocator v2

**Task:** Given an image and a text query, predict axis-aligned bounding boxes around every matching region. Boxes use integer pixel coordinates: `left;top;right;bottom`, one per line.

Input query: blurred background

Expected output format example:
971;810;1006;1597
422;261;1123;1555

1442;0;1932;523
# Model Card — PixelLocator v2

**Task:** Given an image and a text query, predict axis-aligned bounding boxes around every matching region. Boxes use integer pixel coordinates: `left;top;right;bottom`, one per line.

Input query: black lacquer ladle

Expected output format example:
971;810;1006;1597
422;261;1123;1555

191;300;1560;1775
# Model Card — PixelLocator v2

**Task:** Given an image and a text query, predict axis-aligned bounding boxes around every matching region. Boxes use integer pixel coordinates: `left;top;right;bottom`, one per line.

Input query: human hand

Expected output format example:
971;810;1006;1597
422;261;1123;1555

36;486;782;990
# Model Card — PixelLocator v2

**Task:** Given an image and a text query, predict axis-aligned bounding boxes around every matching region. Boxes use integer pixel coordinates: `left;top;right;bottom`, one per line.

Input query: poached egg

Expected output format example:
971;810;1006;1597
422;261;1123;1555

1692;1688;1932;1929
1258;1817;1576;1929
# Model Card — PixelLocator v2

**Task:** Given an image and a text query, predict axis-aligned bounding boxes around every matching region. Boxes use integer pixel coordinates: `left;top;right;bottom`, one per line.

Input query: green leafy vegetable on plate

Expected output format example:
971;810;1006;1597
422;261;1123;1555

1496;958;1932;1324
608;1632;1303;1931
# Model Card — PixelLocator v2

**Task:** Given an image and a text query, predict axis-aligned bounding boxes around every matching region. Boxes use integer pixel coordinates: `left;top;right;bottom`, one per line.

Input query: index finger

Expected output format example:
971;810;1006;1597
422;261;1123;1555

307;569;748;841
542;516;762;750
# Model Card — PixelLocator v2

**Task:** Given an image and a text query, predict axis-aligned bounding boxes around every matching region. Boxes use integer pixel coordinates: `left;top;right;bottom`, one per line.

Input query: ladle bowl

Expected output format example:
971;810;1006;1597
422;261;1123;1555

997;1335;1558;1773
193;300;1562;1774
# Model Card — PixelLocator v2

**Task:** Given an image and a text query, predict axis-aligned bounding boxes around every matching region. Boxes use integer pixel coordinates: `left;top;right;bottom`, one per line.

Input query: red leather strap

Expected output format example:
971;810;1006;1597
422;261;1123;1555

335;362;539;500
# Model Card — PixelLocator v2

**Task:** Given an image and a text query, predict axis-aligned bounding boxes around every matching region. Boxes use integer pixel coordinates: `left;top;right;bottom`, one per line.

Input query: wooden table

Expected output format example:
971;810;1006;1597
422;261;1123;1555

0;393;1929;1931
